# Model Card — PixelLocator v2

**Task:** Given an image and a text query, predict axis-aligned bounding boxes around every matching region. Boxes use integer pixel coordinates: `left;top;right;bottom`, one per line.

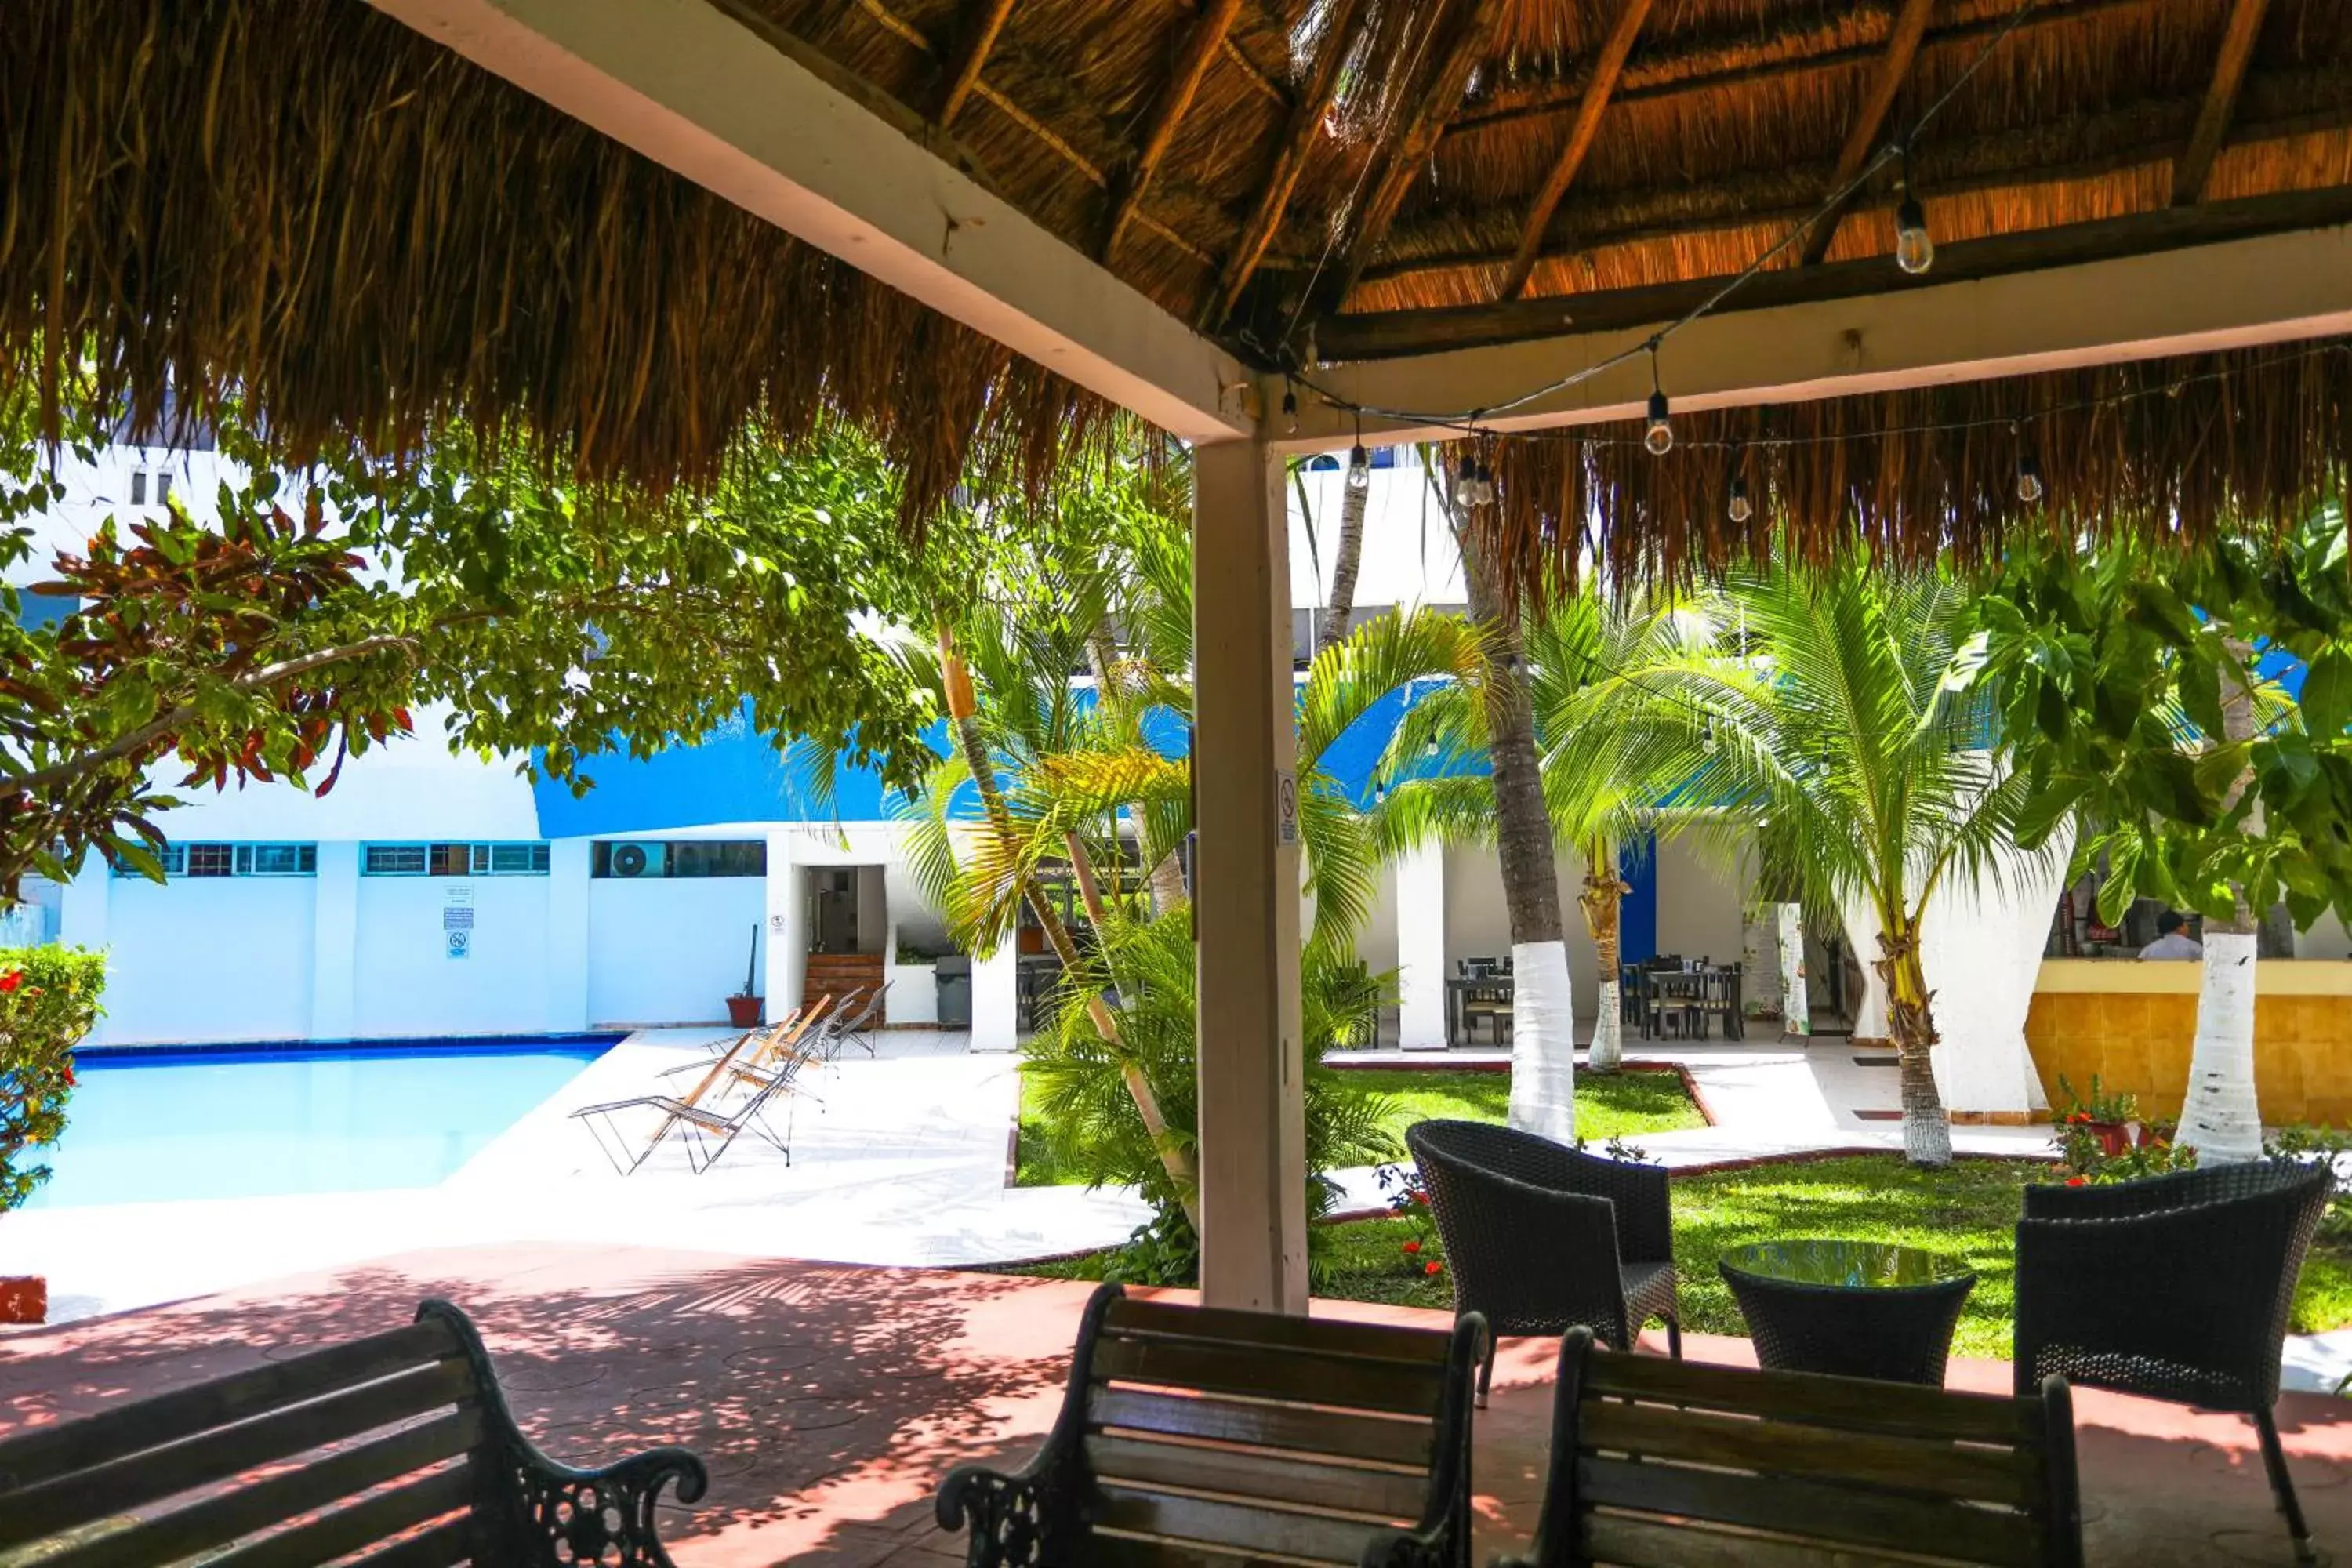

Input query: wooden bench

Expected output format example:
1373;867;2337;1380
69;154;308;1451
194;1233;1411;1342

1507;1327;2083;1568
0;1299;706;1567
936;1283;1486;1568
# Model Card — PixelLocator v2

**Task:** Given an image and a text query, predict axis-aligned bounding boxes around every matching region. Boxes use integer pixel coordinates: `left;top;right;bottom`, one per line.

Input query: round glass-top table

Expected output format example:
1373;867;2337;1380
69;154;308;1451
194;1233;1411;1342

1716;1239;1977;1385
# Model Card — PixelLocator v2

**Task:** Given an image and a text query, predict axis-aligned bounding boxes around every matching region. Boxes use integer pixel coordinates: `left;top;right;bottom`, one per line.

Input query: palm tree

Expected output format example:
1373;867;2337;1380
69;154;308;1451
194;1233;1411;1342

1590;564;2051;1167
1377;587;1700;1081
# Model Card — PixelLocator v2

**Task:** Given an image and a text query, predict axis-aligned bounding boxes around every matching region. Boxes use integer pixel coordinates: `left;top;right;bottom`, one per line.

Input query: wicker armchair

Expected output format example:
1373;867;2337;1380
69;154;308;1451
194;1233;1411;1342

2015;1159;2333;1563
1406;1118;1680;1405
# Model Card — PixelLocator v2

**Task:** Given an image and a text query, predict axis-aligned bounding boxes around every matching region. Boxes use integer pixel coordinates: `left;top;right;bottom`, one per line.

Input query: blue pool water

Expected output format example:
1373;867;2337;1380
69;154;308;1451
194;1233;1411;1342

27;1036;619;1208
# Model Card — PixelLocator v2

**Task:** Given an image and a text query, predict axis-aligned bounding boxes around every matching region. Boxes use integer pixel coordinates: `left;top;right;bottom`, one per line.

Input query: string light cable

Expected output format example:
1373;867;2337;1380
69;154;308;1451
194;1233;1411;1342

1287;0;2046;431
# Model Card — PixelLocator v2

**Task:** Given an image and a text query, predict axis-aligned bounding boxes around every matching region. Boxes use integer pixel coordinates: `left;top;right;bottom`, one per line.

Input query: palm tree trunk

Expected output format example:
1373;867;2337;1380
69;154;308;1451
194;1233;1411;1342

1581;844;1626;1073
939;623;1203;1227
1873;916;1952;1167
2179;648;2264;1164
1776;904;1810;1037
1316;476;1368;655
1462;539;1575;1143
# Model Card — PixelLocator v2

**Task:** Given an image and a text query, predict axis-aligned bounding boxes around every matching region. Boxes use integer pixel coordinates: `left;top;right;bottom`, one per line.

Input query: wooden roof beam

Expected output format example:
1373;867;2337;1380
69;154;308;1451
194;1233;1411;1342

935;0;1020;125
1205;0;1369;328
1495;0;1655;302
1326;0;1513;313
1104;0;1247;260
1348;84;2352;292
2173;0;2270;204
1798;0;1936;267
1445;0;2154;143
1317;184;2352;360
1279;216;2352;452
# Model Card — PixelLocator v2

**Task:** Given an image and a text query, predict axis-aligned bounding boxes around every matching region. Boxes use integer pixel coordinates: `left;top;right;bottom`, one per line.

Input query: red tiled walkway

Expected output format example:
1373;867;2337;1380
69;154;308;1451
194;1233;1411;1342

2;1244;2347;1566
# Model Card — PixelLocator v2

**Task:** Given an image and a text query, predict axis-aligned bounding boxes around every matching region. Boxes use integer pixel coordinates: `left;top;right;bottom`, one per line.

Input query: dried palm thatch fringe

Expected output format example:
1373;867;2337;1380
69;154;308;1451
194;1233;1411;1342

0;0;1123;528
1471;337;2352;607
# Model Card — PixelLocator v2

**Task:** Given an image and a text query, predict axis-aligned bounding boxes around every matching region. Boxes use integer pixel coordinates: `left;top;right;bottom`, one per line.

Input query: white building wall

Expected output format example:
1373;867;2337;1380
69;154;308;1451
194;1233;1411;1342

352;873;553;1037
587;877;766;1027
1652;839;1748;967
102;877;317;1044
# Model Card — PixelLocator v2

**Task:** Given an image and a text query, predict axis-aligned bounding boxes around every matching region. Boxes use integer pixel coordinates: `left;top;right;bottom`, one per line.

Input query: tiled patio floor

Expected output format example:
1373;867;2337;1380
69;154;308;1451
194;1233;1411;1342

4;1244;2347;1566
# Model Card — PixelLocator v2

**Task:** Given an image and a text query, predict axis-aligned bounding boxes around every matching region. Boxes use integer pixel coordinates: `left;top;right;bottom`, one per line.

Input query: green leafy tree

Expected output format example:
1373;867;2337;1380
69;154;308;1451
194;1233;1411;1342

1025;906;1397;1282
0;383;952;898
1966;502;2352;1161
0;946;107;1212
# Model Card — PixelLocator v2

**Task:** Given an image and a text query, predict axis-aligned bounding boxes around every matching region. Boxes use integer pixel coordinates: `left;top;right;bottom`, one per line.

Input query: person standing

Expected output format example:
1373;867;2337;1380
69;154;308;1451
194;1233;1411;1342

2139;909;2203;960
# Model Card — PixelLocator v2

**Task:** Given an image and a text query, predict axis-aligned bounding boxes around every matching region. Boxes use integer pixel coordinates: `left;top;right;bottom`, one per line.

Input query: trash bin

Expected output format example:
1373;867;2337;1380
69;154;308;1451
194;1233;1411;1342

935;955;972;1028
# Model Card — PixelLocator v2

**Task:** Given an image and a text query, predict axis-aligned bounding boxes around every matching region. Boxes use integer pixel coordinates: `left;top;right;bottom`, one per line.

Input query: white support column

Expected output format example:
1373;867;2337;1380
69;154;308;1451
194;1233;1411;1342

57;867;111;1044
1396;840;1450;1050
1192;438;1307;1315
310;843;361;1040
764;830;803;1023
971;939;1019;1054
544;838;592;1033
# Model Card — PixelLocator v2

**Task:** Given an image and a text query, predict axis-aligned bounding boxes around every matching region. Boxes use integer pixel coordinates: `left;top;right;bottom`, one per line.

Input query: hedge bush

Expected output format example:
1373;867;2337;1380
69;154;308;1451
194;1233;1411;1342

0;946;107;1213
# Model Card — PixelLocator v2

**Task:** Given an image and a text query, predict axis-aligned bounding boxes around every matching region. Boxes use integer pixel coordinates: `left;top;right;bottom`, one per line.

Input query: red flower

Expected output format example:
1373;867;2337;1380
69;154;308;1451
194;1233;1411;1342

60;1062;74;1088
1412;1191;1429;1205
0;971;22;993
1425;1261;1443;1276
1402;1240;1421;1255
2066;1176;2088;1187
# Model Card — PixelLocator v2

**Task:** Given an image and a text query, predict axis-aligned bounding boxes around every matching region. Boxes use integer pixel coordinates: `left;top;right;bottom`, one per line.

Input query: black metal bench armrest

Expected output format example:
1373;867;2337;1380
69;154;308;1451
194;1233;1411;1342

935;1458;1085;1568
417;1301;709;1568
935;1285;1120;1567
1359;1310;1487;1568
508;1445;710;1567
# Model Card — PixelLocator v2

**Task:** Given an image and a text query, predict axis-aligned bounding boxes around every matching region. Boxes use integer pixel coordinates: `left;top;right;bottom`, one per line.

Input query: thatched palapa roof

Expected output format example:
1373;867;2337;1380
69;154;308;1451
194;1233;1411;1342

3;0;2350;552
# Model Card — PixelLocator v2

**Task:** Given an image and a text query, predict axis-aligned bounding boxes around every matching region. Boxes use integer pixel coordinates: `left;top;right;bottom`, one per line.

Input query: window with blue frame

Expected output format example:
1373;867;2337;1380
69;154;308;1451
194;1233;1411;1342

115;842;318;878
362;842;550;876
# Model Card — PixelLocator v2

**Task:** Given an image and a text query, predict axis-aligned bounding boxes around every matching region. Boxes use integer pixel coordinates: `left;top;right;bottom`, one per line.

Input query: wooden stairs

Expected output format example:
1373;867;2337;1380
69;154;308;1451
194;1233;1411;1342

804;952;885;1024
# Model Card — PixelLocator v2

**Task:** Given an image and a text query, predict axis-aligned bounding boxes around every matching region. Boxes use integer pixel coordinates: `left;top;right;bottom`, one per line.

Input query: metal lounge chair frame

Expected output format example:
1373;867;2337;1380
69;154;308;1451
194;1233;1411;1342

572;1023;812;1174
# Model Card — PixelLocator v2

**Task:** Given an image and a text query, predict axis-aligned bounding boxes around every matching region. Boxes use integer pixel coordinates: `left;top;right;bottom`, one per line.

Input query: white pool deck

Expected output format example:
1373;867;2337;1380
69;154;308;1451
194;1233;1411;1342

9;1025;2347;1393
2;1029;1147;1325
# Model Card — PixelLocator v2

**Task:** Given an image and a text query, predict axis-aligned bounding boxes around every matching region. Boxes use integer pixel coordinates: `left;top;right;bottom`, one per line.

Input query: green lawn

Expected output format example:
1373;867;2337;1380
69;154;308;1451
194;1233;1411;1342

1013;1065;1705;1189
1012;1153;2352;1360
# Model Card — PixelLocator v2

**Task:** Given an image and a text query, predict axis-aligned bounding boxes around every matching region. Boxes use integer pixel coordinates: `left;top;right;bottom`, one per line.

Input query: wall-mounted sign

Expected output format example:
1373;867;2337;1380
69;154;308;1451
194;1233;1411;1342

1275;769;1298;848
444;883;474;958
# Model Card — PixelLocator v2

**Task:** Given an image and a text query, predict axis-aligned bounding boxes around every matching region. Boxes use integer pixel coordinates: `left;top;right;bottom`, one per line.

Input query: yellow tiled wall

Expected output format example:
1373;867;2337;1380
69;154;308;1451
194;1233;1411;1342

2025;989;2352;1127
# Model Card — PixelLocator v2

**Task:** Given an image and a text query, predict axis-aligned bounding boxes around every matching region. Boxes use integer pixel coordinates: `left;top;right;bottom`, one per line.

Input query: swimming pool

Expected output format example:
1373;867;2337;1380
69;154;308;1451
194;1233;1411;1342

27;1036;620;1208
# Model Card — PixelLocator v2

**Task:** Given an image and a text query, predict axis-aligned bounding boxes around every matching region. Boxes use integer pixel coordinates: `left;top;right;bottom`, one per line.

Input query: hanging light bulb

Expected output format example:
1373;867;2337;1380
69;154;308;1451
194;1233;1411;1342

1345;443;1371;492
1455;449;1481;506
1727;474;1753;524
2015;425;2045;503
1642;343;1673;455
1892;143;1933;276
1894;192;1934;276
1281;383;1300;434
1470;457;1496;508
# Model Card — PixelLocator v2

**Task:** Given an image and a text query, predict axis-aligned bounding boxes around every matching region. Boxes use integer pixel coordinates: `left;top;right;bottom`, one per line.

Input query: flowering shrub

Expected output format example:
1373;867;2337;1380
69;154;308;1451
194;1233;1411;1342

2050;1122;2194;1184
0;946;107;1214
1375;1163;1443;1277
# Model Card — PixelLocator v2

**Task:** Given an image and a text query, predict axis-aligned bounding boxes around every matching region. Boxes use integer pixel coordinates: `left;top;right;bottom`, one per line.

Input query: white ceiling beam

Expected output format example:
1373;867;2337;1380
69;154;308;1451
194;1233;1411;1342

1280;220;2352;452
366;0;1255;443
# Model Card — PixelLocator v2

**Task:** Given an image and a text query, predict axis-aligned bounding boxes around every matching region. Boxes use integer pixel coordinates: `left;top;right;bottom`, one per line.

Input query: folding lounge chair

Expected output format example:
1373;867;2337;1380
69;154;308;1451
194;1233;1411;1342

831;982;891;1058
666;997;829;1086
574;1029;783;1174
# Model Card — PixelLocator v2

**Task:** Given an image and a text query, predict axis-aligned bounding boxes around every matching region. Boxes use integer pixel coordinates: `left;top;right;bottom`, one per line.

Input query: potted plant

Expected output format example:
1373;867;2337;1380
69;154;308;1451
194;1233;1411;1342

725;925;763;1029
2;945;107;1326
2056;1073;2140;1158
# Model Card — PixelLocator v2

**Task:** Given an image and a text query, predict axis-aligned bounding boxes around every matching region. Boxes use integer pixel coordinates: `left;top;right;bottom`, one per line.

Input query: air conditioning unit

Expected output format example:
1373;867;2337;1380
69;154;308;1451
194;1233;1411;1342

608;841;667;878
